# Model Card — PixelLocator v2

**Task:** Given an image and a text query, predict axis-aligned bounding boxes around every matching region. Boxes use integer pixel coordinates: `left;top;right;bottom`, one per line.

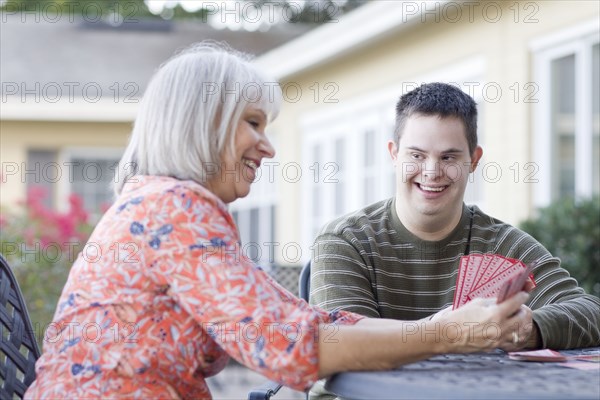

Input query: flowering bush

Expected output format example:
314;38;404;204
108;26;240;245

0;187;96;347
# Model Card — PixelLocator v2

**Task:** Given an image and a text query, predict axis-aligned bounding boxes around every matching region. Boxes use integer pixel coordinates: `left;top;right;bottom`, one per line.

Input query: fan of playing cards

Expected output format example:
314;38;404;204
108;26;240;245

452;254;537;309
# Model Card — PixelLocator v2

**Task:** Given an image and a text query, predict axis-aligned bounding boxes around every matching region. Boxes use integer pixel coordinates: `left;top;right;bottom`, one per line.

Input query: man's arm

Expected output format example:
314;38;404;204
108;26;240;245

499;228;600;349
310;233;380;317
528;256;600;349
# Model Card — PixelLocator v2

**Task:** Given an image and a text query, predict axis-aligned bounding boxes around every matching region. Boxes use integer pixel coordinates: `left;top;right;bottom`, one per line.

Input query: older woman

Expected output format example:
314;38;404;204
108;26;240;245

25;43;528;399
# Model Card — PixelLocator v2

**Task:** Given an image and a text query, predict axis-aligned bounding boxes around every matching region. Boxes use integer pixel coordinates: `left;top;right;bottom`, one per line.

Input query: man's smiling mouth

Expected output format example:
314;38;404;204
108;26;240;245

417;184;448;192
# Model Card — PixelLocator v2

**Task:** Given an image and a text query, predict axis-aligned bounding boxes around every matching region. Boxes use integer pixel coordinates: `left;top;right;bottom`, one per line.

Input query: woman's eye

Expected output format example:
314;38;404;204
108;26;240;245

248;120;260;128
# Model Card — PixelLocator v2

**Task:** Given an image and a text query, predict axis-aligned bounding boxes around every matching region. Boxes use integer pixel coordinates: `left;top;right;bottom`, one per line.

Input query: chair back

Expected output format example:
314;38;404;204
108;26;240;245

298;261;311;302
0;254;41;399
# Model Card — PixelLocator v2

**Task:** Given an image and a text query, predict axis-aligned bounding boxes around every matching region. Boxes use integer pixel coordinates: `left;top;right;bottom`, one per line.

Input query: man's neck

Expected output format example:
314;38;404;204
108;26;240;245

395;202;463;242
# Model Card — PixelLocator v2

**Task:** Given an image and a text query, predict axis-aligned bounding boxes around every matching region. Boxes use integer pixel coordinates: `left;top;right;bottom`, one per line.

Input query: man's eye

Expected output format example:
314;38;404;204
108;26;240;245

411;153;423;160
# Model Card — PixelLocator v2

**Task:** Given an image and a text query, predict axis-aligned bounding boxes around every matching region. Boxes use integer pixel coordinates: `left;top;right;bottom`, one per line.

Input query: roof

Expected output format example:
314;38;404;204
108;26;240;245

255;0;453;80
0;15;309;121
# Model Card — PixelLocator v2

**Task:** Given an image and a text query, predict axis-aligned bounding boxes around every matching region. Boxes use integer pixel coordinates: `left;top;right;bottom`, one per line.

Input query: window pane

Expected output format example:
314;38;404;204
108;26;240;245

26;150;56;209
592;43;599;194
364;130;375;167
312;187;321;218
312;144;322;218
269;205;276;264
334;138;345;214
248;208;260;262
364;177;375;204
551;54;576;199
464;107;484;205
70;158;118;212
363;129;376;205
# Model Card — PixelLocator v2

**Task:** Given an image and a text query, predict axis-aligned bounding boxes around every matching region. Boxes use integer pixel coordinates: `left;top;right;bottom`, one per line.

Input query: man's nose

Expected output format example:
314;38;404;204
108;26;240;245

422;159;441;180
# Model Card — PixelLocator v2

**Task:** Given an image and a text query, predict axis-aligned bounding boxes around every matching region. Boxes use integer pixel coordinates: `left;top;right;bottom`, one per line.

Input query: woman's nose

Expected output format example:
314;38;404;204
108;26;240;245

259;137;276;159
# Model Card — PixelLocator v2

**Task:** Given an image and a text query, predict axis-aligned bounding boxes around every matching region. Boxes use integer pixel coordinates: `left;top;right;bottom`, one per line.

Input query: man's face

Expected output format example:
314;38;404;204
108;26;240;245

388;114;482;225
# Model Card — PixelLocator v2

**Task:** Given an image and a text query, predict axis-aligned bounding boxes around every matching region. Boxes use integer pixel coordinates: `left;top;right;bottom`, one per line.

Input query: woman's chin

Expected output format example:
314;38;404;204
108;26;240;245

234;185;252;200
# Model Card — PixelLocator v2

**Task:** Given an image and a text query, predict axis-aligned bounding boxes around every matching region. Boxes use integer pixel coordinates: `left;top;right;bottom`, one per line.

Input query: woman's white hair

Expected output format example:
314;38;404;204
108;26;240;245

114;41;282;195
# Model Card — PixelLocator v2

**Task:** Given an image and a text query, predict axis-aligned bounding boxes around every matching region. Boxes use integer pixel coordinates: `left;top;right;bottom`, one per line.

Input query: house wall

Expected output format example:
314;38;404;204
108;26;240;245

0;120;131;209
266;0;599;263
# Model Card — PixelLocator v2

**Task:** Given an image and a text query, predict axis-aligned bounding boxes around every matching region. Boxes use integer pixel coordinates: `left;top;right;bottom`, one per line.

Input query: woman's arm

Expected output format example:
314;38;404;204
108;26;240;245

317;292;529;377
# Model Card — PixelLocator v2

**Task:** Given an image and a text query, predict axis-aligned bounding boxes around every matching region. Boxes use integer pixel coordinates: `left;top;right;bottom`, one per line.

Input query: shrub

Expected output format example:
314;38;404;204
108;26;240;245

0;187;95;347
519;196;600;298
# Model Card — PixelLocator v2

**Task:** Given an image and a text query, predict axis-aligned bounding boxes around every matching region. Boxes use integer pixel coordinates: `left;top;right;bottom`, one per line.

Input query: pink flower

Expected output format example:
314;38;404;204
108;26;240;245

6;186;95;254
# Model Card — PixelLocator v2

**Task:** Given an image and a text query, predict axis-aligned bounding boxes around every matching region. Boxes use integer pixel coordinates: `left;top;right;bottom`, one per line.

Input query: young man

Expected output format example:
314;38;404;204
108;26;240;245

310;83;600;351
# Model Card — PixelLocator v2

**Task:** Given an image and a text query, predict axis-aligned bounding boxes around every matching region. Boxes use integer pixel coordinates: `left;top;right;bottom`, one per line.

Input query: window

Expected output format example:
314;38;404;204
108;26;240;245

334;137;346;215
26;150;58;208
363;129;379;205
231;205;275;266
70;157;119;211
464;105;485;207
533;23;599;206
592;43;599;195
59;148;122;214
309;143;325;241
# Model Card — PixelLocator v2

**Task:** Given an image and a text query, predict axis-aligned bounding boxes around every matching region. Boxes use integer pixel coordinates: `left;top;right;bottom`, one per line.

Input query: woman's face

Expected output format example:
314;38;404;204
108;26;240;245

206;104;275;203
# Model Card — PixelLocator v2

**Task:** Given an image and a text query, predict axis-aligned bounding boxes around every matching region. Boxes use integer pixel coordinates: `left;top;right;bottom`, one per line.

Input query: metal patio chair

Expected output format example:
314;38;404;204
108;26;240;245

0;253;41;399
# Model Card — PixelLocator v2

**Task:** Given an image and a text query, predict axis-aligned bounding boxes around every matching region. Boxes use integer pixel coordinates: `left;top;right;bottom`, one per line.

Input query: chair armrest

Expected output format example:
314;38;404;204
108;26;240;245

247;380;283;400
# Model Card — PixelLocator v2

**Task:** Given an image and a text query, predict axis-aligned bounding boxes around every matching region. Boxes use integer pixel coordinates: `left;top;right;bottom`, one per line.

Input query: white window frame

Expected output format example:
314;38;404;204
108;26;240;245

531;20;599;207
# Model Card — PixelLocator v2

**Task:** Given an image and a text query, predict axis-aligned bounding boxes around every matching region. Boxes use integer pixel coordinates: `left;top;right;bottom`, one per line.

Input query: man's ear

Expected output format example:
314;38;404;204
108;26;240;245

388;140;398;162
470;146;483;172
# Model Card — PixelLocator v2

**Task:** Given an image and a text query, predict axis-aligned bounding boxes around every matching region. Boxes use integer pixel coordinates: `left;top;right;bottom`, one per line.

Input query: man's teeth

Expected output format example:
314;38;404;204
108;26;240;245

243;159;257;170
420;185;445;192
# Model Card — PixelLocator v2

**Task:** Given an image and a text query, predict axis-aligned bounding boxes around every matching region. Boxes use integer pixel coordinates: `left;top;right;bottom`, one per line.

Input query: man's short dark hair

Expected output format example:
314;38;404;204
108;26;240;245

394;83;478;154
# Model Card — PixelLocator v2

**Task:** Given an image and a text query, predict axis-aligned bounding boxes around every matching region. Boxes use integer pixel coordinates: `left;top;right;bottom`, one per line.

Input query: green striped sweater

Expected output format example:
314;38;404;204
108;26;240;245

310;198;600;349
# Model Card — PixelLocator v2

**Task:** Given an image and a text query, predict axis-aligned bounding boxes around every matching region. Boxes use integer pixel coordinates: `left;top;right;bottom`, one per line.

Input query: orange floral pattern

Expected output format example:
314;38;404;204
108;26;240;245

25;176;363;399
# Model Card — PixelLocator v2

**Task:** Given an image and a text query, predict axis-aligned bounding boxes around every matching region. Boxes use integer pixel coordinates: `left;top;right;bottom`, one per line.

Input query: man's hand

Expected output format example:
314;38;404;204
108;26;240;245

498;304;541;351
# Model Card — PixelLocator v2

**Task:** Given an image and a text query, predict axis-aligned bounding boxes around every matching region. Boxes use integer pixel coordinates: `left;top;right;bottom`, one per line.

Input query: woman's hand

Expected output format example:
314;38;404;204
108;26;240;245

317;292;531;377
429;305;452;322
436;292;530;354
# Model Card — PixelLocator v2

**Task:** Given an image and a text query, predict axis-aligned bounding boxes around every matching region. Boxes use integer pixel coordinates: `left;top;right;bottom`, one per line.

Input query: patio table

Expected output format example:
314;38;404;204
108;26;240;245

324;347;600;400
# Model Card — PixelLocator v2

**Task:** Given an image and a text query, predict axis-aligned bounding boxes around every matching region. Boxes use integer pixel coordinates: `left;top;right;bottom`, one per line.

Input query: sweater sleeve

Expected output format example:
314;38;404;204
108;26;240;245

495;226;600;349
144;189;363;391
310;232;381;318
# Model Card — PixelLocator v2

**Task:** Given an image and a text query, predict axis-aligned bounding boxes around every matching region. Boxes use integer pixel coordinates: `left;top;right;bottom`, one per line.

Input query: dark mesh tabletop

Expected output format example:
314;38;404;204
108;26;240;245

325;348;600;400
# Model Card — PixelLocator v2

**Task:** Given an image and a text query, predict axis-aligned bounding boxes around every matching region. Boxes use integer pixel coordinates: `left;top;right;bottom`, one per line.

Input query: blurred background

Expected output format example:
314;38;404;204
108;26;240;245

1;1;599;398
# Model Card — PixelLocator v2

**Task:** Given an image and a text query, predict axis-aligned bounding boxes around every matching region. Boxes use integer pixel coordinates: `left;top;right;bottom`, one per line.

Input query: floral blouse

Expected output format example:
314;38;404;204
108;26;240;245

25;176;363;399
